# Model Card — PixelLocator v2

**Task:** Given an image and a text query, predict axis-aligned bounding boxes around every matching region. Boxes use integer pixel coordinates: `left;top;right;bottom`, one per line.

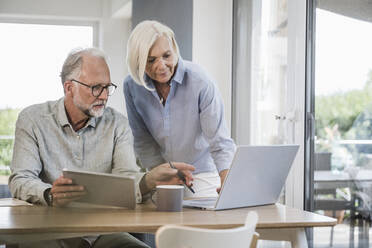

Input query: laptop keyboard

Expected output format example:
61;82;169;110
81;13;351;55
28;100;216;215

183;197;218;208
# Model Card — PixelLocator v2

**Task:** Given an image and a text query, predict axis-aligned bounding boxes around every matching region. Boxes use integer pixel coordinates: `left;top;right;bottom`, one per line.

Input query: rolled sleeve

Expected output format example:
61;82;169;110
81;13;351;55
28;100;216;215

199;80;236;172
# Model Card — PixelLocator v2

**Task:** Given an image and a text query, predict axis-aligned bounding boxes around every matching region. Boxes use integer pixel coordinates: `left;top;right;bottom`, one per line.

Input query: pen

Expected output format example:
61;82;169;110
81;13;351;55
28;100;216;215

168;161;195;194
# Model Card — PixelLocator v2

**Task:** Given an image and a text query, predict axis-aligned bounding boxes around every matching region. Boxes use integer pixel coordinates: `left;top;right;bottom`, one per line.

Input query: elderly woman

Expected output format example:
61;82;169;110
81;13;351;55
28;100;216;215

123;20;236;198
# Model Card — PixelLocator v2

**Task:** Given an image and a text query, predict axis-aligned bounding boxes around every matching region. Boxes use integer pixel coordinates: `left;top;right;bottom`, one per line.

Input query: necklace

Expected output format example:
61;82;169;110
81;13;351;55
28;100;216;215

155;82;171;105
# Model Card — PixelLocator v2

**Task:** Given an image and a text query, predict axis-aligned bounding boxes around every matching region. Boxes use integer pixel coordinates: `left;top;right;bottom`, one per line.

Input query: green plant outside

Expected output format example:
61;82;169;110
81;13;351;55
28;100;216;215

0;108;20;174
316;88;372;140
0;108;20;135
316;70;372;141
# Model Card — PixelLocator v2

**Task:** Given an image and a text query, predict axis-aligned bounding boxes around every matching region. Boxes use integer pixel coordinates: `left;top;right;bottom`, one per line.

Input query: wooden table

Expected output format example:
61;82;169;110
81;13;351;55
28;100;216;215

0;202;336;248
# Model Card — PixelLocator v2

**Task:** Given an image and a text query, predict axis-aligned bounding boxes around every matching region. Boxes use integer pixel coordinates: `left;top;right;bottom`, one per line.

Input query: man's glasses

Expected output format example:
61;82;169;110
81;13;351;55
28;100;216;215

71;79;117;97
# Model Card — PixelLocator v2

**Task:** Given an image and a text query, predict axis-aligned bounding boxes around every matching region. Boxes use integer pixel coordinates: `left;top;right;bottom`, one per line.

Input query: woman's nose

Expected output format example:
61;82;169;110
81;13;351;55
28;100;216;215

155;58;166;69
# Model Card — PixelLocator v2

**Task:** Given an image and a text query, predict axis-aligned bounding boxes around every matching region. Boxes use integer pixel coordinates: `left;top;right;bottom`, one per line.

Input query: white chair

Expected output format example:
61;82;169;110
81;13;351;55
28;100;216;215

155;211;258;248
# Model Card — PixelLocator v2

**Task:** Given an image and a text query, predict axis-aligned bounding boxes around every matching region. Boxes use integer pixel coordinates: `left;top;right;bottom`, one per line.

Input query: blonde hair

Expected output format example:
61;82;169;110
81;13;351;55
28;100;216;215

126;20;180;90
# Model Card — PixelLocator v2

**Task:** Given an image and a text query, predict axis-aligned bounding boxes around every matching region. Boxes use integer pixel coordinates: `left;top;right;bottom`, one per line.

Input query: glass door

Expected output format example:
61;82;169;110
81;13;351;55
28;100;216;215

308;1;372;247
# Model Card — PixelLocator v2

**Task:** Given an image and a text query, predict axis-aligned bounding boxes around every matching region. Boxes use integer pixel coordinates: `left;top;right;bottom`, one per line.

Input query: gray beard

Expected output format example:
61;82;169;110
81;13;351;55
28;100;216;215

73;98;106;118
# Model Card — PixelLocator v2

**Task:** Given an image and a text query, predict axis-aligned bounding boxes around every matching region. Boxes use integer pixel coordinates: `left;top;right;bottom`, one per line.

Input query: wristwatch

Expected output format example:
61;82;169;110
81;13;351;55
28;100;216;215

44;188;53;206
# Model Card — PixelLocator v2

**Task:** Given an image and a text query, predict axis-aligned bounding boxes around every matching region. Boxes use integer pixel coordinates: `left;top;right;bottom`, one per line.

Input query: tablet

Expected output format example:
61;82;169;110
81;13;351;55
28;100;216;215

62;169;136;209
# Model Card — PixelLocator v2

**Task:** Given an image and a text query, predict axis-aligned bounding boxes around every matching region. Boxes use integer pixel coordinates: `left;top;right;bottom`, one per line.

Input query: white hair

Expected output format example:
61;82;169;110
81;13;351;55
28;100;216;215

60;47;107;85
126;20;180;90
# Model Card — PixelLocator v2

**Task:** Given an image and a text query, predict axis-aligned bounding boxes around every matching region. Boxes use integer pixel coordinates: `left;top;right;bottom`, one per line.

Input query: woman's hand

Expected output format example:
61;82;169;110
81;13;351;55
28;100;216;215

145;162;195;190
217;169;229;194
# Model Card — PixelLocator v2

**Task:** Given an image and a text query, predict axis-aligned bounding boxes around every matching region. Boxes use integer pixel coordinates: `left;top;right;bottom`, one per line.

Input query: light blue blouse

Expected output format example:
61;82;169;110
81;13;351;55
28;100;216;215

123;59;236;174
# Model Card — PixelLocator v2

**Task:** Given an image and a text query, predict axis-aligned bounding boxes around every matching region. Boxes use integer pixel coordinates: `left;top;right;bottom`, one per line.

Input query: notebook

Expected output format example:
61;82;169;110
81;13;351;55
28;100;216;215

183;145;299;210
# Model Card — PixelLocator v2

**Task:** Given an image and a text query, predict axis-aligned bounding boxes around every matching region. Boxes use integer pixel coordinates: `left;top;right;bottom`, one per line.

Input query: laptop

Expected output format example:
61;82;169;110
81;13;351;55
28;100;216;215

183;145;299;210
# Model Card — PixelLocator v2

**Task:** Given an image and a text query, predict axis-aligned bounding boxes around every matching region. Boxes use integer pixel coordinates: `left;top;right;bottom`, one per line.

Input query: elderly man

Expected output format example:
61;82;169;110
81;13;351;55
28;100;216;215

9;47;194;248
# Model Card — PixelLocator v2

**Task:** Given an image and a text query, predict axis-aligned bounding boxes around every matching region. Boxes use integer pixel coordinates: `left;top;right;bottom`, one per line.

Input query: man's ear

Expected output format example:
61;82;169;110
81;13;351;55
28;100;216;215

63;80;73;96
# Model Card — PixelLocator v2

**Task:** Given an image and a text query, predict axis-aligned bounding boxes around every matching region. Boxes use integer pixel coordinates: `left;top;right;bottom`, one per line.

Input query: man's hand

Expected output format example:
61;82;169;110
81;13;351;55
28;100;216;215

145;162;195;191
49;176;86;207
216;169;229;194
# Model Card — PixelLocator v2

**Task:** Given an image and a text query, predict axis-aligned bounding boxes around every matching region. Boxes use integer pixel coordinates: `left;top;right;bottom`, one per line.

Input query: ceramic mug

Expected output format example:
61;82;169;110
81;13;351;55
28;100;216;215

152;185;184;212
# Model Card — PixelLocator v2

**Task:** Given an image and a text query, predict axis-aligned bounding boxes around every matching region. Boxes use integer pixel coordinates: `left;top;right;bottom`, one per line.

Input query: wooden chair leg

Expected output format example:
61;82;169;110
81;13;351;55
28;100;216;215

250;232;259;248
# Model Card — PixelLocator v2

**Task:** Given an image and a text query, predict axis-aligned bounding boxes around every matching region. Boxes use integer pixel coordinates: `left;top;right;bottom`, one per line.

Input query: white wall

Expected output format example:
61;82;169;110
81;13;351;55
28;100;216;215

193;0;233;131
100;1;130;115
